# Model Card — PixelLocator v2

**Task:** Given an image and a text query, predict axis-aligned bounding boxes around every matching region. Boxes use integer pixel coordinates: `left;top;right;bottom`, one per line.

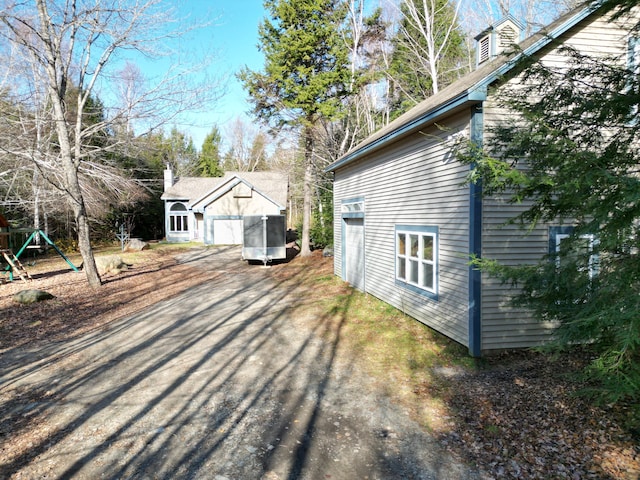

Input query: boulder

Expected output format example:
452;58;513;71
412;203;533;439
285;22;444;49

13;289;55;305
124;238;149;252
96;255;130;275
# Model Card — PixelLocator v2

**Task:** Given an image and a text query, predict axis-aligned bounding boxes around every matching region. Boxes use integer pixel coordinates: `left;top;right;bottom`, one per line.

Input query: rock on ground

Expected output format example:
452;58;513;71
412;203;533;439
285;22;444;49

95;255;130;275
124;239;149;252
13;289;55;304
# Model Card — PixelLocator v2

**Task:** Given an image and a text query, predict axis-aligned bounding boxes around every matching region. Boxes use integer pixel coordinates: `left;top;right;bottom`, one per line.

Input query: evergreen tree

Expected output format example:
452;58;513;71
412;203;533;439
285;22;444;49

238;0;351;256
197;126;224;177
455;11;640;403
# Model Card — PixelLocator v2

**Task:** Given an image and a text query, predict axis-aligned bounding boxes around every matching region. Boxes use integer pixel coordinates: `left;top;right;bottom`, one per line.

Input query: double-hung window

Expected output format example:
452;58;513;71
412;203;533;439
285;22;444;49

550;226;599;279
169;203;189;232
395;226;438;299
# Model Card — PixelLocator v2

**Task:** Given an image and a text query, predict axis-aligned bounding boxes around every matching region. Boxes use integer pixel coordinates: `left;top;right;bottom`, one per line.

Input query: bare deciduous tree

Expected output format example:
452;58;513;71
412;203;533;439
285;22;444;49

340;0;394;151
222;117;271;172
390;0;467;96
0;0;223;287
460;0;582;39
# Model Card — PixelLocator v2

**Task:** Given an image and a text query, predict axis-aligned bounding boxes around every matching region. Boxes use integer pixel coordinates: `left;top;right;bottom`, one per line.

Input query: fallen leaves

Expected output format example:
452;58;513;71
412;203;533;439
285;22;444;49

437;351;640;479
0;249;219;352
1;248;638;479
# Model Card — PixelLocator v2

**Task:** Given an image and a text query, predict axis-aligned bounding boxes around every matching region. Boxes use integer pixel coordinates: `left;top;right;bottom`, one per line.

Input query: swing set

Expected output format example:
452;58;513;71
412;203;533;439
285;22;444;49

1;228;79;283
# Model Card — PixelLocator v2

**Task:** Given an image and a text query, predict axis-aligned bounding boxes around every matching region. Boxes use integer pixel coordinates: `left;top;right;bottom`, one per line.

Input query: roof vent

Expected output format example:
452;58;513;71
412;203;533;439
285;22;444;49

474;16;524;68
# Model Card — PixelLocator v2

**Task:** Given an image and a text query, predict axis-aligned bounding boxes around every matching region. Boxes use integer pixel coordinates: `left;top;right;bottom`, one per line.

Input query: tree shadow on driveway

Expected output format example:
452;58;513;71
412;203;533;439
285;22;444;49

0;247;476;480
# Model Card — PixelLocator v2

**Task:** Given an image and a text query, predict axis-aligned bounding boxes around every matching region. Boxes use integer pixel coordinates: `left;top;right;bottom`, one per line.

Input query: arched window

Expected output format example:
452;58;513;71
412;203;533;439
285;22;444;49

169;203;189;232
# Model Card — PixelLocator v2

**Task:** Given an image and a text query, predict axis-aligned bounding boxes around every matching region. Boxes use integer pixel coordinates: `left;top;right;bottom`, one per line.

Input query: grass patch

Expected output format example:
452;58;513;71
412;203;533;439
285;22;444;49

296;270;472;432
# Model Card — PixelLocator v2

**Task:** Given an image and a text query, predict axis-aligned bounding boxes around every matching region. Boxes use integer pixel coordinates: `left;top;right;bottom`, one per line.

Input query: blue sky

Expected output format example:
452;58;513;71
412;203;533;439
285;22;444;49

176;1;267;148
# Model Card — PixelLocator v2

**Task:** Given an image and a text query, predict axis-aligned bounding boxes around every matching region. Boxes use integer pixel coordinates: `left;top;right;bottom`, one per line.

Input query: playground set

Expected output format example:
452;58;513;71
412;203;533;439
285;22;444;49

0;215;79;283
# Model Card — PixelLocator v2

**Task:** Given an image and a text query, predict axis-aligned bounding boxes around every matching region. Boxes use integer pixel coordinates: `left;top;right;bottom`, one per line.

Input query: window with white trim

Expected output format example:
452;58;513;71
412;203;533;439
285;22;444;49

396;226;438;297
169;203;189;232
550;227;599;279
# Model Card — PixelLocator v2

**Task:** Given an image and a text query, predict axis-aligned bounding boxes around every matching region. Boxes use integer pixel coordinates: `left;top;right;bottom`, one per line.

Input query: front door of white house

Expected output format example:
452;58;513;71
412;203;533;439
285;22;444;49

344;217;364;290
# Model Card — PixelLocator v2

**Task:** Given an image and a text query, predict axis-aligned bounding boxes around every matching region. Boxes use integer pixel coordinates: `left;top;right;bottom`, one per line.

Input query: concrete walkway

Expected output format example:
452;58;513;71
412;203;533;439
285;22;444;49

0;247;478;479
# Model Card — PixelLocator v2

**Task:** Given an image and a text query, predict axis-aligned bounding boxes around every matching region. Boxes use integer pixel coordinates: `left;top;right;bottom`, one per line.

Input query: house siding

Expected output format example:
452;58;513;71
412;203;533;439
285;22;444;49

204;185;283;216
553;10;636;59
334;112;473;347
478;8;636;351
479;195;552;350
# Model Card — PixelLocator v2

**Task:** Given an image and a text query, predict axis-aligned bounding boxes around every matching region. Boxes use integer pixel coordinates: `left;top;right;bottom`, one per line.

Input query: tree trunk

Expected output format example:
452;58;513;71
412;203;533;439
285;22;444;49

76;207;101;287
33;170;41;247
300;127;314;257
34;0;101;287
63;160;101;287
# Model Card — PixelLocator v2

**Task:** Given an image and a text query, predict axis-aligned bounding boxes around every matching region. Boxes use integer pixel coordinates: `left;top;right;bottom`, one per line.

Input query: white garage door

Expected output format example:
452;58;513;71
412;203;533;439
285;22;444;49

344;218;364;290
213;219;243;245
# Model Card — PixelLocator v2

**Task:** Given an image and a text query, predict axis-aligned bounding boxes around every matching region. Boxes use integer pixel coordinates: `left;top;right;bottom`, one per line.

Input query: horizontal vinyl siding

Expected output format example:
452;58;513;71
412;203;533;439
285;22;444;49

559;11;637;59
334;112;472;348
480;196;552;350
478;9;639;350
525;11;635;75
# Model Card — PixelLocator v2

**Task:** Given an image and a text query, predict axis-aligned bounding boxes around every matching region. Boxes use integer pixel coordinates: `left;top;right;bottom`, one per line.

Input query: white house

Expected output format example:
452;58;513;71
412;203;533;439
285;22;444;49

161;167;288;245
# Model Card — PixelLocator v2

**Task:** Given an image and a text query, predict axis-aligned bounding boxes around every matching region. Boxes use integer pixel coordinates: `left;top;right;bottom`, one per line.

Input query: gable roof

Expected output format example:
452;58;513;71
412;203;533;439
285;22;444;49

161;171;288;209
326;1;603;172
474;14;524;41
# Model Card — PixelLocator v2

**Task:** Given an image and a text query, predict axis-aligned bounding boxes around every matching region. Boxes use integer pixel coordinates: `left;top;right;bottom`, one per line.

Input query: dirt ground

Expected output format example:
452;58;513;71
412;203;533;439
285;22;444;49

0;245;638;479
0;246;477;479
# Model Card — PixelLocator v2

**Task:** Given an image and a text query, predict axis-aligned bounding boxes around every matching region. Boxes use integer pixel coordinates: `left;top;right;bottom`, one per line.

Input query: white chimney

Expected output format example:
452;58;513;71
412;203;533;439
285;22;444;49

164;164;174;192
475;16;524;68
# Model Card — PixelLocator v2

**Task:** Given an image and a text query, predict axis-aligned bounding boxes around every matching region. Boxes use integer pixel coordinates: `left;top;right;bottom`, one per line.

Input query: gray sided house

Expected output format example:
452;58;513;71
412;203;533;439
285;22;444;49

161;168;288;245
327;3;639;356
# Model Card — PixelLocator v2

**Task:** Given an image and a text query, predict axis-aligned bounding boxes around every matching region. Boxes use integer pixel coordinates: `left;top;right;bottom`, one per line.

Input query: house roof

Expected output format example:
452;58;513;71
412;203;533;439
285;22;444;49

326;1;603;172
474;14;525;41
161;171;289;209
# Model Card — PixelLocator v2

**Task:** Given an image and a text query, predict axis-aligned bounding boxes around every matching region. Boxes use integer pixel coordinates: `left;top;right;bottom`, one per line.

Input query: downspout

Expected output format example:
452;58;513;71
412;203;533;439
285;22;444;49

468;103;484;357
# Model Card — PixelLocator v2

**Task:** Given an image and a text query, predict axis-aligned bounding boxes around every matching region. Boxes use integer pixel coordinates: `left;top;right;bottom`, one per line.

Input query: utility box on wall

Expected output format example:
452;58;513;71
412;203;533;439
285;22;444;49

242;215;286;264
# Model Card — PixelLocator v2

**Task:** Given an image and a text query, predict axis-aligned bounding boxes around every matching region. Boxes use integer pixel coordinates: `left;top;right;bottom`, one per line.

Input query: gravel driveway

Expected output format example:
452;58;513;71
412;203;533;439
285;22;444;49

1;247;479;479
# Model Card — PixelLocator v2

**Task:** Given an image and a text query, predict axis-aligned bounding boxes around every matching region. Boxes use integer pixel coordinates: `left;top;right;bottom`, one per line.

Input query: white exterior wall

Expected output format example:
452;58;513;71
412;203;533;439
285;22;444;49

334;113;473;347
205;184;282;216
164;201;194;243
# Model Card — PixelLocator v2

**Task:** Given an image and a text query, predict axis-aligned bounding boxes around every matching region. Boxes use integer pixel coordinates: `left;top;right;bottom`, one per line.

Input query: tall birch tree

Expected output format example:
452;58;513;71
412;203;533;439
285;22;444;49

388;0;469;118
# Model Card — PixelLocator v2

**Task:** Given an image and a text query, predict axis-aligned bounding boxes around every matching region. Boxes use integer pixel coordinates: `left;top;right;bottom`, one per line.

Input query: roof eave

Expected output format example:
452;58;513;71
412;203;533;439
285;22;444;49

326;1;602;174
326;89;486;172
190;175;241;208
192;175;287;211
